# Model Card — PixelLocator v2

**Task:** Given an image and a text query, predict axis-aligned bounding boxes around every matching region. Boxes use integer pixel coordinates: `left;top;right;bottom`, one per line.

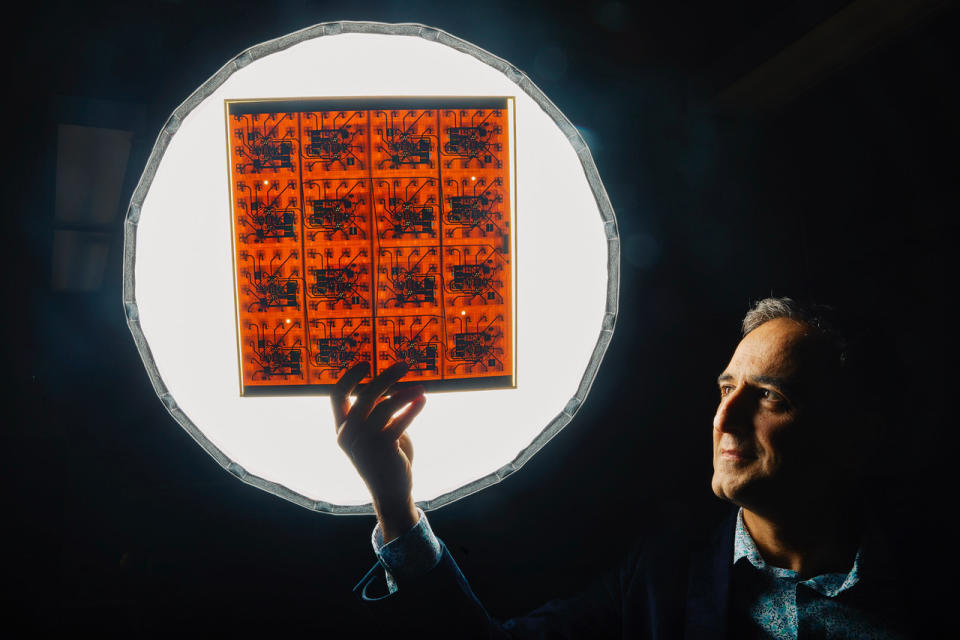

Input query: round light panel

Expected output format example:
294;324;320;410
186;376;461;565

123;22;619;513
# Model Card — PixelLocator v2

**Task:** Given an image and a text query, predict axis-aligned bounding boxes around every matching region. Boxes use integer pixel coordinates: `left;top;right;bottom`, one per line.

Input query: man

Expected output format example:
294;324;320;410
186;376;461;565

331;298;912;638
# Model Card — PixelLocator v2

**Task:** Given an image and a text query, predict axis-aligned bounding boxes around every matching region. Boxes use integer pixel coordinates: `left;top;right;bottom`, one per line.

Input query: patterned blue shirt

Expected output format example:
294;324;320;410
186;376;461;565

371;508;443;594
732;508;905;639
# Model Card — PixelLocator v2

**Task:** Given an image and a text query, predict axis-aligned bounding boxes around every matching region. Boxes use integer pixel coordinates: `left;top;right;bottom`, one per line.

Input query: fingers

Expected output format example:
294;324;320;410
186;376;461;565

398;431;414;463
363;385;425;440
348;361;410;422
340;384;424;451
331;360;370;428
381;395;426;444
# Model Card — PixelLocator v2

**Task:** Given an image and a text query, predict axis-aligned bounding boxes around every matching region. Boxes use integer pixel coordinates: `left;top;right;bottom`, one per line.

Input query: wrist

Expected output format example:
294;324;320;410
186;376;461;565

375;496;419;543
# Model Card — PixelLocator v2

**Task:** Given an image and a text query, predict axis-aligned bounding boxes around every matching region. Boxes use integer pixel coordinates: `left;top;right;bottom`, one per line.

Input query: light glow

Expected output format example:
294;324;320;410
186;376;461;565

128;24;615;512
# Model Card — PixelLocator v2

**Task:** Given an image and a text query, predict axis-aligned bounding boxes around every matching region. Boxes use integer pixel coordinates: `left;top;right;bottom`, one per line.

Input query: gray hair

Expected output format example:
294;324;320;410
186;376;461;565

743;297;825;335
741;296;849;370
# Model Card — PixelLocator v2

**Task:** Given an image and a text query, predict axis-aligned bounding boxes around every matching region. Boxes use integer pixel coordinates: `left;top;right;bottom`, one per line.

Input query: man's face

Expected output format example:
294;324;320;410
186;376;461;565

711;317;842;514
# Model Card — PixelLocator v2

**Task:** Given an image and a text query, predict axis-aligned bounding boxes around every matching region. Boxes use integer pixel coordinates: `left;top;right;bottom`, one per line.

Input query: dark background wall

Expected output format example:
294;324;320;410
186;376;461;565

5;0;957;635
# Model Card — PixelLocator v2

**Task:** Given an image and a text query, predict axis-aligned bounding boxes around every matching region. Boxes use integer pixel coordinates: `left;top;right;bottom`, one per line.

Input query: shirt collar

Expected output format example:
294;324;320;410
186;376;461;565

733;507;767;568
732;507;862;597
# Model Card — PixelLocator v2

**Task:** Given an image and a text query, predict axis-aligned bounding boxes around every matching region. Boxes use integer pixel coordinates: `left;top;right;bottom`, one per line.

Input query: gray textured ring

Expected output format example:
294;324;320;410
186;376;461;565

122;21;620;515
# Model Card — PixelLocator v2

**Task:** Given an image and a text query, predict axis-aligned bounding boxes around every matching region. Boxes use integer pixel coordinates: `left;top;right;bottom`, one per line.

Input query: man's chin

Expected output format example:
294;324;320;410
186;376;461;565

710;472;751;504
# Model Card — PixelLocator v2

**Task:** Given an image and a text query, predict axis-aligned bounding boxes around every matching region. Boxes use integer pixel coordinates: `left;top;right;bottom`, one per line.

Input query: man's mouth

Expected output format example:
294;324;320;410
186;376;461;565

720;448;755;461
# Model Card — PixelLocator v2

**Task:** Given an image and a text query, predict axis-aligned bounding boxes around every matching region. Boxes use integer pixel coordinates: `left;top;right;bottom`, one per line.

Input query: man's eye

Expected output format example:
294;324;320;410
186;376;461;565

720;385;734;397
760;389;782;402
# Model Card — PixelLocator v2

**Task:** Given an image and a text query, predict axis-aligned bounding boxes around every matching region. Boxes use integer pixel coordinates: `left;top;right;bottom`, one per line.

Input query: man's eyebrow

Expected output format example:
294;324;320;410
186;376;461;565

717;373;793;392
750;375;789;390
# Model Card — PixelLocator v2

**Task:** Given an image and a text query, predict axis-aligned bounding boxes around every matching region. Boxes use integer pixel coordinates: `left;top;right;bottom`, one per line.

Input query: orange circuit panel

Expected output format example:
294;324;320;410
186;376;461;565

227;98;514;395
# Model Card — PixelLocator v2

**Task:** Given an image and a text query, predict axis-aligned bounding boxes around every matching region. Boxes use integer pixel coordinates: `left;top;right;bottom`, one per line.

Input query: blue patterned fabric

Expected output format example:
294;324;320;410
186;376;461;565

371;507;443;594
732;508;903;639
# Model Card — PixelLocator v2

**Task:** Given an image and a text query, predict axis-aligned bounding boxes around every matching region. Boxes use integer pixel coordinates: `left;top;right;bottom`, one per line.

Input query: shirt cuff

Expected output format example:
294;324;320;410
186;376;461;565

370;507;443;593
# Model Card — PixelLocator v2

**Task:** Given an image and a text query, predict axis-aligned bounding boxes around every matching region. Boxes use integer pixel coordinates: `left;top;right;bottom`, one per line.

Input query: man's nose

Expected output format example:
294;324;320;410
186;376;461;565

713;387;752;435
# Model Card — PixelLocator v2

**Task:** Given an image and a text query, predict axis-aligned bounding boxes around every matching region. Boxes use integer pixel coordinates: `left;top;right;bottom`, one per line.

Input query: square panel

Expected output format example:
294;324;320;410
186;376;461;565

227;98;514;394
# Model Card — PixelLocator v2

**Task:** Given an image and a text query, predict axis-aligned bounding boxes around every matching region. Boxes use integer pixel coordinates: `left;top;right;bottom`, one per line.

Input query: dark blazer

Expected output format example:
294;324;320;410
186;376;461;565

356;508;740;639
355;503;926;639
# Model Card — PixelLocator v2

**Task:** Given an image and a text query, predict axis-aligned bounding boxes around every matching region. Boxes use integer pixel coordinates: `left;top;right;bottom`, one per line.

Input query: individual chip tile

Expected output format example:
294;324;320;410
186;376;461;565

303;244;373;319
439;171;509;244
439;107;507;171
306;316;374;385
229;112;300;179
443;308;509;379
372;176;439;244
369;109;439;177
375;245;441;317
440;244;509;309
240;315;308;387
236;246;305;315
234;176;302;245
300;110;369;178
302;177;373;242
375;315;443;380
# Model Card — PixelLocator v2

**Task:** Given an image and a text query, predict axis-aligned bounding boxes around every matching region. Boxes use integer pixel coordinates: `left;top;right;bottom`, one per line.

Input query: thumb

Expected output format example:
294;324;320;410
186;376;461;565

398;432;414;464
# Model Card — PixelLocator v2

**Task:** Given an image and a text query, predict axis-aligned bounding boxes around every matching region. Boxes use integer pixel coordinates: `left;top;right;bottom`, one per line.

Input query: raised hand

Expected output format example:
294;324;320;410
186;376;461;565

332;360;426;542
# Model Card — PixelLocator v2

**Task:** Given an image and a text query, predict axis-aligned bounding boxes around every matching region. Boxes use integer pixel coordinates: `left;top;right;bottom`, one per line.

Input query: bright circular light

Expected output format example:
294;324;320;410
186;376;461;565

124;22;619;514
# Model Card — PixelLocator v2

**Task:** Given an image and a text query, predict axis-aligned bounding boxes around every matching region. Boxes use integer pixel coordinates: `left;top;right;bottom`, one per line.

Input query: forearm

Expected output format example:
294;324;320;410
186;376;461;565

374;494;420;543
372;507;443;590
